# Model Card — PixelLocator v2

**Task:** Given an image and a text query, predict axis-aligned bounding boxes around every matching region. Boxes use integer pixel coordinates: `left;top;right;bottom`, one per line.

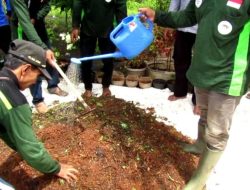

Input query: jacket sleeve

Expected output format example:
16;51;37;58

36;0;51;20
155;0;197;28
5;0;12;17
114;0;127;25
10;0;48;49
72;0;83;28
5;0;12;11
2;104;60;174
168;0;180;12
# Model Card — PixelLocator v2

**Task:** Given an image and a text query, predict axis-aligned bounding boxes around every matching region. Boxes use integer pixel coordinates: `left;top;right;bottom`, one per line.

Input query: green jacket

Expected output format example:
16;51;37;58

155;0;250;96
72;0;127;37
29;0;51;21
10;0;50;49
0;68;60;174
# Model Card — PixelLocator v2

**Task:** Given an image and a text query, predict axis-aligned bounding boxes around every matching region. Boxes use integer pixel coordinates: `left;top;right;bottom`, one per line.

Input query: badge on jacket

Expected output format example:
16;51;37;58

218;21;233;35
195;0;202;8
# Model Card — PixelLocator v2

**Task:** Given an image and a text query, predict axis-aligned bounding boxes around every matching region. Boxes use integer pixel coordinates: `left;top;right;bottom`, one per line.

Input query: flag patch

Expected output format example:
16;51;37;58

227;0;243;9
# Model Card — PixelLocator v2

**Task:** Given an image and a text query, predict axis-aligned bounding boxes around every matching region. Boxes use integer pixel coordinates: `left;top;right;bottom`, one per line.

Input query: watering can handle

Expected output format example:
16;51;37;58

110;20;123;39
110;14;154;40
136;13;154;32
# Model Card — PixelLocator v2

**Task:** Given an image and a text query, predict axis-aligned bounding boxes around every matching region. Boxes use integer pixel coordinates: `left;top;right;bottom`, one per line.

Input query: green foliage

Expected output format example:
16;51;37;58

126;52;147;69
46;7;73;58
50;0;171;14
50;0;72;13
127;0;171;14
127;0;157;14
155;0;171;10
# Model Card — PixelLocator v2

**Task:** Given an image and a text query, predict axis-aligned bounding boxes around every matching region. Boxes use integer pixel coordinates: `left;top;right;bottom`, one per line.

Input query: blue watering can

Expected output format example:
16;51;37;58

71;14;154;64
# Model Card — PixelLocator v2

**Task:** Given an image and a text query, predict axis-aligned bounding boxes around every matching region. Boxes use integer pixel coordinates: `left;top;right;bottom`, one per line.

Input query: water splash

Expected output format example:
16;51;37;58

65;62;81;86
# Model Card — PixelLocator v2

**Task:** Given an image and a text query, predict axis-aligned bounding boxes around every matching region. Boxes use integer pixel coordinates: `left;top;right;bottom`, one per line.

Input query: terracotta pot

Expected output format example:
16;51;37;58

139;76;152;89
125;75;139;87
112;73;125;86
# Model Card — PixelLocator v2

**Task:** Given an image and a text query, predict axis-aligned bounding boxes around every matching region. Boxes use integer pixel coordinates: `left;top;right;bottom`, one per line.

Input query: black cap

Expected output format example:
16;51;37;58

8;39;52;80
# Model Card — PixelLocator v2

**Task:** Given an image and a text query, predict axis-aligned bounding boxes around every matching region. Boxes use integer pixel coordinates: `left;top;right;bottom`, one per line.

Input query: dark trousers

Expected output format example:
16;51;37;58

0;25;11;70
80;33;116;90
0;25;11;54
23;20;60;104
173;31;196;104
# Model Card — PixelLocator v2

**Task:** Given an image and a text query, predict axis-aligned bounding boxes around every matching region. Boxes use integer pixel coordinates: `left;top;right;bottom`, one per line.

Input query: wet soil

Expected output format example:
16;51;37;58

0;96;198;190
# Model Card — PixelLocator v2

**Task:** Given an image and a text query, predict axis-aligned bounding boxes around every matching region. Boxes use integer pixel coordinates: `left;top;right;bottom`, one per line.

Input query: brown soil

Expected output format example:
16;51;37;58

0;96;198;190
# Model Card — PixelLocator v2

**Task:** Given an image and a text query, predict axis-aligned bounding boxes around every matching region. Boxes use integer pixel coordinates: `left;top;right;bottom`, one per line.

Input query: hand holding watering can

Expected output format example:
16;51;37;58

71;14;154;64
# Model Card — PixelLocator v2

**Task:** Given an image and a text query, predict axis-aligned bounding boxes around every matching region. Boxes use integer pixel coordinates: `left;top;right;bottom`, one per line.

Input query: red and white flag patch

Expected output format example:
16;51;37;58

227;0;243;9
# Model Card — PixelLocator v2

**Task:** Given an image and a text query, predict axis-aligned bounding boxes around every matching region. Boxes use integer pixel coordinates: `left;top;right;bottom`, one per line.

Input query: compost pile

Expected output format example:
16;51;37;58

0;96;198;190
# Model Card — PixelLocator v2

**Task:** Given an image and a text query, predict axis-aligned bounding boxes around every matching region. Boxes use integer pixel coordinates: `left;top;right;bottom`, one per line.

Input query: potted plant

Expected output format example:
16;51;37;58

125;52;148;76
146;26;176;81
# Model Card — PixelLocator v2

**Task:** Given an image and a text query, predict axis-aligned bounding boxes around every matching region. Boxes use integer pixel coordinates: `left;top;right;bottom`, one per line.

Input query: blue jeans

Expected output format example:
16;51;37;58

30;62;59;104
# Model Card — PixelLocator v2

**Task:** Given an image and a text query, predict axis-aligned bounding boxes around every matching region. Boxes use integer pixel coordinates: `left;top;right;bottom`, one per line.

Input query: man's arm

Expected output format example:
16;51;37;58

2;104;79;182
72;0;83;29
155;0;197;28
168;0;180;12
5;0;11;10
71;0;83;43
10;0;48;49
36;0;51;20
3;104;60;174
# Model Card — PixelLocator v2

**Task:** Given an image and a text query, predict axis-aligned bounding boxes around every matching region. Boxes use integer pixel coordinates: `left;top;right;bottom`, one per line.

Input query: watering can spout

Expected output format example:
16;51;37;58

71;58;82;64
71;51;123;64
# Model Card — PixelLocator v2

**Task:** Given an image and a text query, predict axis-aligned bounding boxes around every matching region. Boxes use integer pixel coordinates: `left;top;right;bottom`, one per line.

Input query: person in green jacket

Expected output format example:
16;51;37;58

0;39;78;185
10;0;68;114
10;0;53;60
139;1;250;190
71;0;127;97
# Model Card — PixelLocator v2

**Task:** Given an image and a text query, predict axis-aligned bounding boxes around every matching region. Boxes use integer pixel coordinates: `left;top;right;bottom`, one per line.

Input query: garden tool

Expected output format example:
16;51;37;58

52;60;95;115
70;14;154;64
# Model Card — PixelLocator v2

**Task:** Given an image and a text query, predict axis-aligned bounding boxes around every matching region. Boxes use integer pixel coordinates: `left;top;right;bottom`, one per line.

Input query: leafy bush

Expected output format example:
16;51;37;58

127;0;171;14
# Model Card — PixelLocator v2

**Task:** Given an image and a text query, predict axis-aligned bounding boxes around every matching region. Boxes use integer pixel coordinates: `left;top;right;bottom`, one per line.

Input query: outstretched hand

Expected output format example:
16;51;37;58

138;8;156;22
56;163;79;183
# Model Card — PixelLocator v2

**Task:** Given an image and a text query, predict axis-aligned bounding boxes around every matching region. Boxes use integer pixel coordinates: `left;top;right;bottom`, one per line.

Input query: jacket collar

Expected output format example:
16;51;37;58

0;67;20;89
